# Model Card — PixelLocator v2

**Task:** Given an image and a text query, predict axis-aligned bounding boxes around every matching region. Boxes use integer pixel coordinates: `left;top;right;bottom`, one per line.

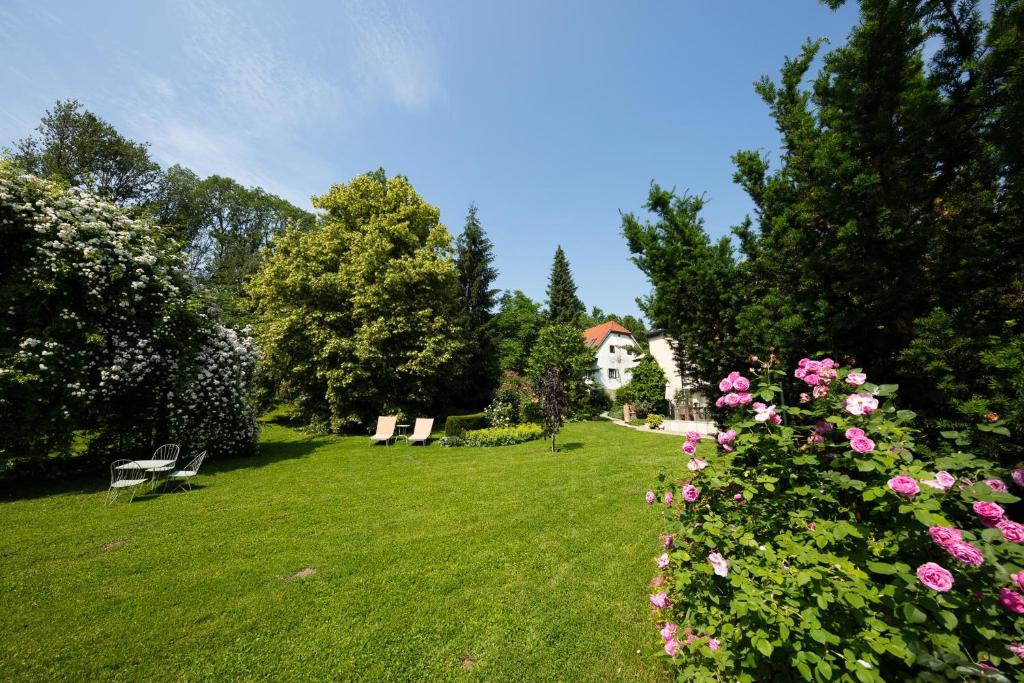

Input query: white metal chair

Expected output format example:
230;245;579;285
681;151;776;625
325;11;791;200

107;460;148;505
165;451;207;492
148;444;180;487
407;418;434;446
369;416;398;446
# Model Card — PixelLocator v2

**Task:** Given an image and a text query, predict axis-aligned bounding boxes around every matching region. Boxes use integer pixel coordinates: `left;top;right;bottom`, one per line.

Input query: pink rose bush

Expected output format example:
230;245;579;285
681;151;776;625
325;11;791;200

645;354;1024;678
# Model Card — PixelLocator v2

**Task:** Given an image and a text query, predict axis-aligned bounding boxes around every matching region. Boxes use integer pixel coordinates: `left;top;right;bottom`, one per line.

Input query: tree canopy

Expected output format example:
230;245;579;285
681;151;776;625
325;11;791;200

14;99;161;206
249;170;465;431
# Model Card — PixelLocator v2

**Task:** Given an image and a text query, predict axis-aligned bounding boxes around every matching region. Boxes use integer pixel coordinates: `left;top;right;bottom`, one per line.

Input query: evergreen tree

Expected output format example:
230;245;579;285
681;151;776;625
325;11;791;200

545;245;585;326
453;203;500;406
493;290;544;373
624;0;1024;449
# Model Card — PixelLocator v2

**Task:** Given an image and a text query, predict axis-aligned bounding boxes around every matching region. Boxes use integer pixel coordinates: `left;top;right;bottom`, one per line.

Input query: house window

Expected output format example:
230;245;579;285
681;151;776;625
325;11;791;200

608;368;619;380
608;345;616;354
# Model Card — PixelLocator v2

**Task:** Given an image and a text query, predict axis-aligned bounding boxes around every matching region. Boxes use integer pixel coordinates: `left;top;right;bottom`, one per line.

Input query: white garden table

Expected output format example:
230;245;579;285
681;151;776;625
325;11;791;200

116;460;175;488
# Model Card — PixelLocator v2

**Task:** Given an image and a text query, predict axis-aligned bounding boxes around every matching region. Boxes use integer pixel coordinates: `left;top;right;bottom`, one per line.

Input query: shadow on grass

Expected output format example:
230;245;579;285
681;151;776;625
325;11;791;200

557;442;584;451
0;433;330;502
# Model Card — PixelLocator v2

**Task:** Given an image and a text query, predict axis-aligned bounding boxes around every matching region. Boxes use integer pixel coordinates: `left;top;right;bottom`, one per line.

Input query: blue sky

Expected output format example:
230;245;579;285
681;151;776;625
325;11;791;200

1;0;860;320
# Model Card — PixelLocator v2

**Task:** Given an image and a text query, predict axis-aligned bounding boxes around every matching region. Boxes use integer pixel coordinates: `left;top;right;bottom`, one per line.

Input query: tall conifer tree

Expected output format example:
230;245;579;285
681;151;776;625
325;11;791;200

545;246;585;326
453;203;500;406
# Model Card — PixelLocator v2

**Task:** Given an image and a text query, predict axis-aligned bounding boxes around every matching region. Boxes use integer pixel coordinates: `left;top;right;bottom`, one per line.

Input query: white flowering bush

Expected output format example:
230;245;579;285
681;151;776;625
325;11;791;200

0;164;258;465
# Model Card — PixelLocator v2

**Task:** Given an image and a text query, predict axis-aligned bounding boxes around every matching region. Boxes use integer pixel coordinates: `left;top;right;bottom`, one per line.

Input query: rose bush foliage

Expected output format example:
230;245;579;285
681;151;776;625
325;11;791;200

0;165;258;463
647;356;1024;681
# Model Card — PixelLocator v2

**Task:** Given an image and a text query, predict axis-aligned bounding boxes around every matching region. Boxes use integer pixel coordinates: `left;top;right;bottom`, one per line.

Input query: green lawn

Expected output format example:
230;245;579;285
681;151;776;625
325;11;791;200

0;420;694;681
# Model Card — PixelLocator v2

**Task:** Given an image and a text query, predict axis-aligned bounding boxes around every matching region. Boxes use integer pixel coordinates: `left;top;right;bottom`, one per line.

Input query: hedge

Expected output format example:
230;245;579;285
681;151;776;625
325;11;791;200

444;412;489;437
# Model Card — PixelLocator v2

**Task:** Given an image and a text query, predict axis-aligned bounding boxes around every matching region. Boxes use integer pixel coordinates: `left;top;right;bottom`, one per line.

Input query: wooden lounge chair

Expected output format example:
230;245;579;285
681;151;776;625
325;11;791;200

407;418;434;446
369;416;398;446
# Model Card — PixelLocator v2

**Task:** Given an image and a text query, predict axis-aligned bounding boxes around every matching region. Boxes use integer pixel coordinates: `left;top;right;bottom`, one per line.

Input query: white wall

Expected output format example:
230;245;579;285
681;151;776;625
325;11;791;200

648;333;707;414
592;332;639;391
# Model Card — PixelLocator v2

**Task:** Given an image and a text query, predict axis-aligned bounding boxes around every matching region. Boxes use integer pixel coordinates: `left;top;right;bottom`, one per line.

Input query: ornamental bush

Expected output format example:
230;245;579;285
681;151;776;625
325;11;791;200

646;356;1024;681
0;165;258;464
444;412;489;437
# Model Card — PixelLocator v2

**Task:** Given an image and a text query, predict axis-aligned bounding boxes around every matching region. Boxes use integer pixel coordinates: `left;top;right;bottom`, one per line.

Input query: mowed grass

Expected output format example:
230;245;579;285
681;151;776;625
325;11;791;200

0;420;699;681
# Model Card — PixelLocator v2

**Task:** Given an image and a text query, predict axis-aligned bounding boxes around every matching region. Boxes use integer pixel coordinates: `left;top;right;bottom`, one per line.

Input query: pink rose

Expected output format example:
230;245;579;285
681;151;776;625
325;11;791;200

733;492;745;502
723;393;741;408
649;591;670;608
812;385;829;399
804;373;821;386
733;376;750;392
797;358;810;368
973;501;1006;521
708;551;728;577
845;392;879;416
682;441;697;456
1012;572;1024;591
1013;469;1024;488
687;458;708;472
916;562;954;592
845;427;865;440
814;421;834;434
707;637;720;651
664;638;681;656
660;534;674;549
946;541;985;566
685;431;702;443
887;475;919;497
736;392;752;405
715;396;726;408
657;553;670;569
985;479;1009;493
1011;643;1024;659
845;372;867;386
682;485;700;503
753;403;778;423
660;622;678;641
663;491;673;506
727;371;740;382
1000;588;1024;614
928;526;963;548
718;377;733;392
804;360;821;373
645;491;655;505
799;392;810;404
998;519;1024;544
923;471;956;491
850;436;876;454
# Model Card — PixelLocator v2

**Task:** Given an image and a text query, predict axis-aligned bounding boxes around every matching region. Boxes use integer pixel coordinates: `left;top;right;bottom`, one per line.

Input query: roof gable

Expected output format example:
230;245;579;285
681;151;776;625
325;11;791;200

583;321;633;348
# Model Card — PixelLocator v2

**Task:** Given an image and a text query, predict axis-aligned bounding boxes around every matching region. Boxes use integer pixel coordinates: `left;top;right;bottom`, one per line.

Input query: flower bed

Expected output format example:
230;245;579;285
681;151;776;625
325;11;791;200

646;356;1024;679
440;423;543;447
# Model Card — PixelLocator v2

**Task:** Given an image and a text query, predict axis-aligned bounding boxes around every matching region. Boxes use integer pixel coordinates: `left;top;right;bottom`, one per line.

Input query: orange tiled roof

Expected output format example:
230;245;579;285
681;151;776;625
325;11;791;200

583;321;633;348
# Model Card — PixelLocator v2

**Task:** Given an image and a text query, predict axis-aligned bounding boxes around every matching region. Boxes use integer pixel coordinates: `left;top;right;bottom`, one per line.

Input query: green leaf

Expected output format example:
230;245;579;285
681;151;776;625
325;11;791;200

756;639;774;656
902;603;927;624
876;384;898;396
896;410;917;421
913;509;934;527
809;629;828;644
866;562;898;575
816;659;832;680
939;431;961;440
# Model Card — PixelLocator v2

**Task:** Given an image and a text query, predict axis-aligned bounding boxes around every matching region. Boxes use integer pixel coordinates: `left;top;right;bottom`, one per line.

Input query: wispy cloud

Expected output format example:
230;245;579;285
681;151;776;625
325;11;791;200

176;0;343;126
345;1;440;110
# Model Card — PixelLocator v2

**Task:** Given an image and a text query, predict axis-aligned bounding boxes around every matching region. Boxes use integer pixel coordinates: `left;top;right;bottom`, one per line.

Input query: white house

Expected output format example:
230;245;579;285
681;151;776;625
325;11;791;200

583;321;639;391
647;329;708;419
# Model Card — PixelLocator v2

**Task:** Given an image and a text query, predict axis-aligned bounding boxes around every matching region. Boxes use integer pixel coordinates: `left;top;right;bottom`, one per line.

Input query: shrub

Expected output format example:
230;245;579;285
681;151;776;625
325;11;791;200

441;423;543;447
485;398;515;427
444;412;489;437
646;356;1024;680
646;414;664;430
0;167;258;462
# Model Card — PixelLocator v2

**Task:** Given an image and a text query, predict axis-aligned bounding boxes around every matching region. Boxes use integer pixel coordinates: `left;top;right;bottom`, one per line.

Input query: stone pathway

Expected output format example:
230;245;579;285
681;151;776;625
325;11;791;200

601;414;717;437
